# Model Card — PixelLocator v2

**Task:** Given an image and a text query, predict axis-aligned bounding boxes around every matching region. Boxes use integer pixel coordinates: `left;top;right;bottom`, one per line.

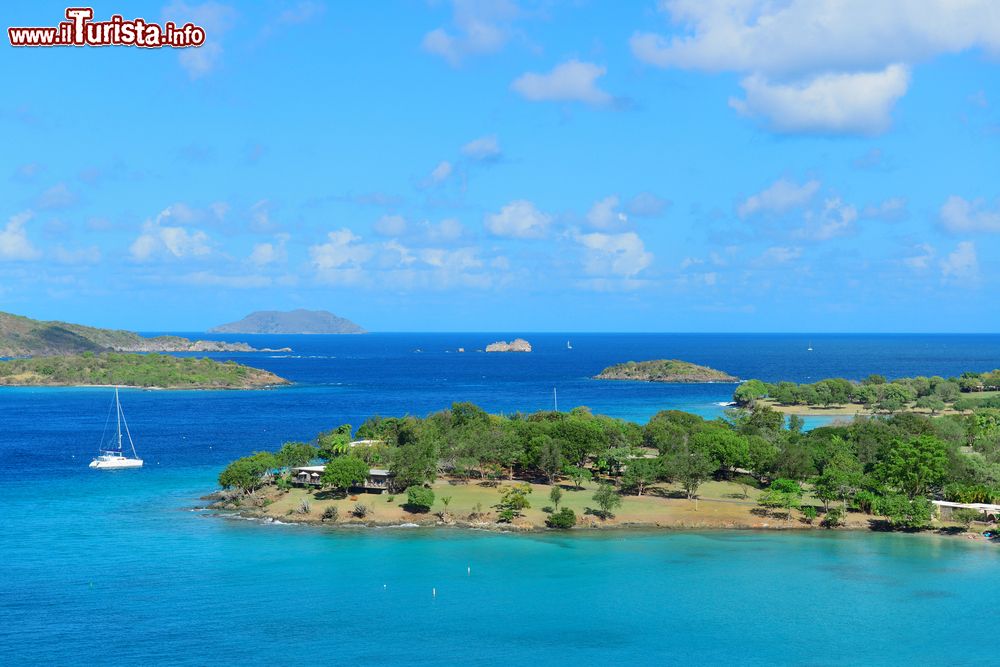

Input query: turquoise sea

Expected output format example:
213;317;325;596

3;333;1000;666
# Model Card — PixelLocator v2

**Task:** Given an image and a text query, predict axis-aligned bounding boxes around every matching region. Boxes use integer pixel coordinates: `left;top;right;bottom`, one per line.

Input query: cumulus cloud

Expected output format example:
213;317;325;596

902;243;935;271
309;228;373;284
163;2;237;79
738;178;820;217
53;245;101;265
862;197;908;222
421;0;521;65
485;200;551;238
428;161;453;185
585;195;629;229
796;198;858;241
511;60;612;106
755;246;802;265
625;192;669;217
0;211;41;261
373;214;408;237
461;135;502;161
36;182;77;209
129;207;212;261
940;241;979;283
576;231;652;277
249;233;289;266
939;196;1000;233
422;218;465;243
629;0;1000;133
729;66;910;135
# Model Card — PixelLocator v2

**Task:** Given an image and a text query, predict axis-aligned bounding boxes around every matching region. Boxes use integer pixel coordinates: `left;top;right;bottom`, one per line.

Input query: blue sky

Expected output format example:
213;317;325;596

2;1;999;332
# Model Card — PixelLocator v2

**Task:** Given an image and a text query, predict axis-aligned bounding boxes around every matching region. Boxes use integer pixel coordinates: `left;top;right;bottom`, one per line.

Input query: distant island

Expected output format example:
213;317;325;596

596;359;738;383
486;338;532;352
0;352;289;389
0;311;280;357
209;309;365;334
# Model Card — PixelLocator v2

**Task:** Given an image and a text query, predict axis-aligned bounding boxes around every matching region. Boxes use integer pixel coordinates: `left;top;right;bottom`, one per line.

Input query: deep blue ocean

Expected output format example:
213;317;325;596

3;333;1000;666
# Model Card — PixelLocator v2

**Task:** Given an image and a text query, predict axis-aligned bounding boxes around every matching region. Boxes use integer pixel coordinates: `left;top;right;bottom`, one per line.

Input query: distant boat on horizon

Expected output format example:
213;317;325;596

807;341;813;351
566;340;572;350
89;387;143;469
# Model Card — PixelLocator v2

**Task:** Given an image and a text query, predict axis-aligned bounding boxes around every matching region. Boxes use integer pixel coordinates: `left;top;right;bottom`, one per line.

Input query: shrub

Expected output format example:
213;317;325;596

951;508;983;530
546;507;577;529
322;506;339;522
296;499;311;515
822;507;844;528
497;508;516;523
406;486;435;512
352;503;370;518
853;490;878;514
802;506;818;524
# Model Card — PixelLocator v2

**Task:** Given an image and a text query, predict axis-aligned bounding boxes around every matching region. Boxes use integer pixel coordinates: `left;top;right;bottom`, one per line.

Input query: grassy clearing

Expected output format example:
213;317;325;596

256;476;871;530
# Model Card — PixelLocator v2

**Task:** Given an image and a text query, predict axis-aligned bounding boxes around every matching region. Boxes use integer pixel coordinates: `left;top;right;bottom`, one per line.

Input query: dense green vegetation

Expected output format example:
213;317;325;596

0;352;288;389
734;371;1000;413
219;397;1000;531
596;359;738;382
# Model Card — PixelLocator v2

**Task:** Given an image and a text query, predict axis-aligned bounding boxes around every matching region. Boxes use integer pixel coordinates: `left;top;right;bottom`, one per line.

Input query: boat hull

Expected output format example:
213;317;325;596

89;457;143;469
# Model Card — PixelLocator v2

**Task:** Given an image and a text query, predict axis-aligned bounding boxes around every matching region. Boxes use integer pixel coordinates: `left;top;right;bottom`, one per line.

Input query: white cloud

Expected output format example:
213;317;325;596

249;199;277;231
729;65;910;135
36;182;77;209
129;207;212;261
796;198;858;241
939;195;1000;233
903;243;935;271
373;214;408;237
421;0;521;65
576;231;653;277
53;245;101;265
249;233;289;266
0;211;41;261
511;60;612;106
625;192;669;217
462;135;502;161
755;246;802;265
629;1;1000;133
586;195;628;229
422;218;465;243
429;161;453;185
163;2;237;79
862;197;908;222
309;228;373;284
940;241;979;283
485;200;551;238
738;178;820;217
177;271;273;288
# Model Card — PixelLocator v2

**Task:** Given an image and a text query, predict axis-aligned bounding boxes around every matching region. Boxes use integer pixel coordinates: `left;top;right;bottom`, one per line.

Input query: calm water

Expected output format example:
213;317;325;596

2;333;999;666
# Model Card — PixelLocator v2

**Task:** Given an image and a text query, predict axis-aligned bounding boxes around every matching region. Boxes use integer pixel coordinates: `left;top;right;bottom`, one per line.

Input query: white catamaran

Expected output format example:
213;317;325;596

89;387;143;469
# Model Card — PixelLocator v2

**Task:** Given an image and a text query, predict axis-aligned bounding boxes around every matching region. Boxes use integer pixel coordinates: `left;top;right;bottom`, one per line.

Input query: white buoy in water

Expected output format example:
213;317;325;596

467;566;471;575
432;587;436;597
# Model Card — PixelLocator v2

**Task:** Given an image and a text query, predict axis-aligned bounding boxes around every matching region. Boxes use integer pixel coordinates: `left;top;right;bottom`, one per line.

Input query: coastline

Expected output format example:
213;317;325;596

201;478;978;537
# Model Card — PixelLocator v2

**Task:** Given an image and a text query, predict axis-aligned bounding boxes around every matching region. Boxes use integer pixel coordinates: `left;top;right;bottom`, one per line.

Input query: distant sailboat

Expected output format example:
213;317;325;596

566;340;573;350
807;341;814;352
89;387;143;469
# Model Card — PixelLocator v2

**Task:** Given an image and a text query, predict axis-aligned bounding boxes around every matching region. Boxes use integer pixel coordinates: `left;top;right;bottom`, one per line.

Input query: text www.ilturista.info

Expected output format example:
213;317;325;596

8;7;205;48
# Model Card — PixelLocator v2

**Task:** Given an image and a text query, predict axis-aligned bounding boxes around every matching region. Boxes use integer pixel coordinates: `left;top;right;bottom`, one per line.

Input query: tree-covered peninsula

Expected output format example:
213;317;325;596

734;370;1000;415
0;352;289;389
595;359;738;382
212;398;1000;533
0;310;281;357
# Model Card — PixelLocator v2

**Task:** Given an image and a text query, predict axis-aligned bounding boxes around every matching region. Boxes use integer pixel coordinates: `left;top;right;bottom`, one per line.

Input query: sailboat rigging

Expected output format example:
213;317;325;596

89;387;143;469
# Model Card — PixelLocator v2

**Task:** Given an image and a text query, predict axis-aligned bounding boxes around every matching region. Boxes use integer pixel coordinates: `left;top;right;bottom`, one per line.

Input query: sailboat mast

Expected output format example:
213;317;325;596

116;386;123;451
